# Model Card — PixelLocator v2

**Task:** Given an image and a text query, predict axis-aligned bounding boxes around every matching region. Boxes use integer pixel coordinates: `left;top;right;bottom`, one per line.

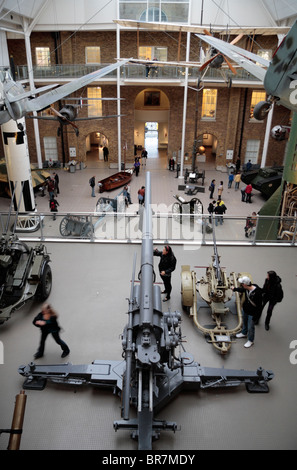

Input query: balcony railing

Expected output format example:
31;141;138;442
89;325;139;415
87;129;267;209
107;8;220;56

1;211;296;245
9;63;261;84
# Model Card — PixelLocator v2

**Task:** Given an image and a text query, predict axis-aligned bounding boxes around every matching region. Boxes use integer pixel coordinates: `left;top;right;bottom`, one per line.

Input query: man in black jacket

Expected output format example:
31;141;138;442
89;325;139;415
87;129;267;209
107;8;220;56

33;304;70;359
261;270;283;330
232;276;262;348
154;245;176;302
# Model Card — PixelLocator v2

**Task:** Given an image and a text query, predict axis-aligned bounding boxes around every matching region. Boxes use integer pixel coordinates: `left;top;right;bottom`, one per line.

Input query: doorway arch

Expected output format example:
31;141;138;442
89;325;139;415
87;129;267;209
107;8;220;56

85;131;109;165
134;89;170;160
197;133;218;165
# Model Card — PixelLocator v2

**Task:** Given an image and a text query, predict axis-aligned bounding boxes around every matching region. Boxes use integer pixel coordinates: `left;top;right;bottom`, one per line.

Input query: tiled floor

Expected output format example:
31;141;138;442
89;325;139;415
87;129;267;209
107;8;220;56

0;147;296;451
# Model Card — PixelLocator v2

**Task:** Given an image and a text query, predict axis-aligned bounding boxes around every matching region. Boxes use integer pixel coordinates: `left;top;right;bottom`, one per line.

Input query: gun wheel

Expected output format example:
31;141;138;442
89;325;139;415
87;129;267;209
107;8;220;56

59;216;71;237
35;263;52;300
172;202;182;224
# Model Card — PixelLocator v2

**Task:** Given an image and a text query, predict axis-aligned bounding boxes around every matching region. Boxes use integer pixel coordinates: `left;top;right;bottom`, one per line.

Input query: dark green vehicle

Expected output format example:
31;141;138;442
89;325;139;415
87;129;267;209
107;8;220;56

0;235;52;324
241;166;283;198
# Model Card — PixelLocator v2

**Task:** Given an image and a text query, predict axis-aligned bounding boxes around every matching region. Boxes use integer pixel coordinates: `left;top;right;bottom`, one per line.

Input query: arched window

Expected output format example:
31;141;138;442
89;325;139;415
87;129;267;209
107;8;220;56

140;7;167;22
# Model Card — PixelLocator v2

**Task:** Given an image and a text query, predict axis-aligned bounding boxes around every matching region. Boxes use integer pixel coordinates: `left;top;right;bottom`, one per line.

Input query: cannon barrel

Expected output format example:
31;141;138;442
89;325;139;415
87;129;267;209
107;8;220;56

211;215;222;283
139;171;155;328
121;253;136;420
119;171;173;449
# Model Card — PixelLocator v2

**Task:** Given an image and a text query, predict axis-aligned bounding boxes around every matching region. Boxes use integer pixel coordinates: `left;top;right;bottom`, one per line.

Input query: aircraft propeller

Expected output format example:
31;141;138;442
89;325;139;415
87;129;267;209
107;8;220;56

199;30;243;75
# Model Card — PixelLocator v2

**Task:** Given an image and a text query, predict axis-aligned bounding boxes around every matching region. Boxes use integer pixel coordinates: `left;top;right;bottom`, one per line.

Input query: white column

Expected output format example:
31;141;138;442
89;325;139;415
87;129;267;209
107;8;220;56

179;31;191;178
0;31;9;66
179;0;192;177
24;23;42;168
1;118;35;212
116;1;122;171
261;103;274;167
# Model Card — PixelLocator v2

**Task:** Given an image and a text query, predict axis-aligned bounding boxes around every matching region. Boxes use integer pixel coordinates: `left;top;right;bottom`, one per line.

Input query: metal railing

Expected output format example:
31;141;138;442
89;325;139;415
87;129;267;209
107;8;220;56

7;63;261;84
1;211;296;246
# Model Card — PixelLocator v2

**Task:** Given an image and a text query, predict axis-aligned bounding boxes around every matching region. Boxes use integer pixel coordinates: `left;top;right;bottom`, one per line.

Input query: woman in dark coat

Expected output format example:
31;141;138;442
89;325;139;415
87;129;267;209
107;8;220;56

261;270;283;330
33;304;70;359
154;245;176;302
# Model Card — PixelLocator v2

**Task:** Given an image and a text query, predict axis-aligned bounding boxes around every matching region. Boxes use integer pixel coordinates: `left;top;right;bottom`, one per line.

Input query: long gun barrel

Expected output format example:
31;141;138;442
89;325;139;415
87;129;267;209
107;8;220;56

211;215;222;283
121;253;137;420
119;171;166;449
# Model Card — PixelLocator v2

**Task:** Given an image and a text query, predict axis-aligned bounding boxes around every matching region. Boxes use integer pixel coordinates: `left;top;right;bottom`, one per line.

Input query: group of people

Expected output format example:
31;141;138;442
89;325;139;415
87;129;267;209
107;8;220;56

232;270;283;348
153;245;283;349
47;173;60;219
211;173;253;203
209;179;225;199
134;150;148;176
31;247;283;359
208;198;227;226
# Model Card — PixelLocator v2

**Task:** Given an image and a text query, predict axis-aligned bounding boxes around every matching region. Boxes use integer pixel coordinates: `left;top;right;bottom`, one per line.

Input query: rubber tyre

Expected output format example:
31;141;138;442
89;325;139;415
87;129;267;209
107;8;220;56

253;101;271;120
35;263;52;300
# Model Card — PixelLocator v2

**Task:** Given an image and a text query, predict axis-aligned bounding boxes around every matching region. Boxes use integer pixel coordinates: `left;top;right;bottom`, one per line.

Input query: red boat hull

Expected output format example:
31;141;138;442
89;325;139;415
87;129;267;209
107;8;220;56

98;171;132;193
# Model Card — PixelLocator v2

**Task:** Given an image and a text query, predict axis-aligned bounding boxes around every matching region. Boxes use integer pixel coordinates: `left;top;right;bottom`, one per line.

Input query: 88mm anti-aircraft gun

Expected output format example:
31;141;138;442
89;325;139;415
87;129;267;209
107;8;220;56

18;172;274;450
181;218;250;354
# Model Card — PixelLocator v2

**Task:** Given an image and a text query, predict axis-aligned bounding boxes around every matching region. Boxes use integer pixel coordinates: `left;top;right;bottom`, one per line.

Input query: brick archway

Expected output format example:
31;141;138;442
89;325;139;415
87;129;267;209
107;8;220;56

134;89;170;155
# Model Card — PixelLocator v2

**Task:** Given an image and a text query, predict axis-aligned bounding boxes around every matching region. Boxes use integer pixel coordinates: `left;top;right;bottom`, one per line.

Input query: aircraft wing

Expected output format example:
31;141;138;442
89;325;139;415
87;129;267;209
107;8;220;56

24;60;129;114
196;34;267;82
8;84;59;103
123;57;200;67
28;114;125;121
73;114;125;121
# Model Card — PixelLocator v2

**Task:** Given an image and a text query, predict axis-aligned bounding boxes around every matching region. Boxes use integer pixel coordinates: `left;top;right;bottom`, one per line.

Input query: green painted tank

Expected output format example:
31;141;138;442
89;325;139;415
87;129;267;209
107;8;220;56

241;166;283;198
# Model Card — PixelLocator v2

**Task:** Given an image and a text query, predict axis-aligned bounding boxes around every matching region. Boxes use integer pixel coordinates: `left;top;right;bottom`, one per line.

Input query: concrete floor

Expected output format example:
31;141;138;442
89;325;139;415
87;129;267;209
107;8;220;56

0;148;296;451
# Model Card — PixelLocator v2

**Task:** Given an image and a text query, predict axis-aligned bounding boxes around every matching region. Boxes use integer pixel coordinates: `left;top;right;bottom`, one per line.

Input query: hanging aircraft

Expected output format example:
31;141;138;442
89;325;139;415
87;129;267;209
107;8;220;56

0;59;129;127
198;29;243;86
114;19;292;92
197;19;297;119
28;99;125;137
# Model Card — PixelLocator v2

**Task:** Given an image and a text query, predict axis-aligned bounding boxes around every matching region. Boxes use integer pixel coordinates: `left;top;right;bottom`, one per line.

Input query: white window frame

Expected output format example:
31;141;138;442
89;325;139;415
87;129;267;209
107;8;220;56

87;87;102;117
139;46;167;61
201;89;217;120
36;47;51;66
43;137;58;161
85;46;101;64
245;139;260;165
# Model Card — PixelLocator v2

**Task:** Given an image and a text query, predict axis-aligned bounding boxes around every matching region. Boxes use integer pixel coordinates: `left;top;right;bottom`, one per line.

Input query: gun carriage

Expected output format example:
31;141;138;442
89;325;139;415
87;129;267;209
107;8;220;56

184;168;205;186
59;215;92;238
18;172;273;450
59;189;126;238
172;194;203;224
0;191;52;324
181;218;249;354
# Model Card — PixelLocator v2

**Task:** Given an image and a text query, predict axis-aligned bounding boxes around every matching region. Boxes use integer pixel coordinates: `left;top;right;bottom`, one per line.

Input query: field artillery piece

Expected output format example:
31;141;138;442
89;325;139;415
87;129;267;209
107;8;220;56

184;167;205;186
18;172;273;450
59;190;126;238
59;215;92;238
181;219;247;354
172;194;203;224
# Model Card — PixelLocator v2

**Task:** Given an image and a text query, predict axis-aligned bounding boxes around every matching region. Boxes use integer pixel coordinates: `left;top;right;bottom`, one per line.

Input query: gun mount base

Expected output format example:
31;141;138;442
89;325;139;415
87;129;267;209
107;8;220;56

114;417;179;450
22;376;47;390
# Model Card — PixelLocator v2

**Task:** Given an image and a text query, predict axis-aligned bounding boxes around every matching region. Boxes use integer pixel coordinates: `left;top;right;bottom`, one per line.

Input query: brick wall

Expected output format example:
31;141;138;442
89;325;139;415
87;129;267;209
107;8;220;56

2;29;289;169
